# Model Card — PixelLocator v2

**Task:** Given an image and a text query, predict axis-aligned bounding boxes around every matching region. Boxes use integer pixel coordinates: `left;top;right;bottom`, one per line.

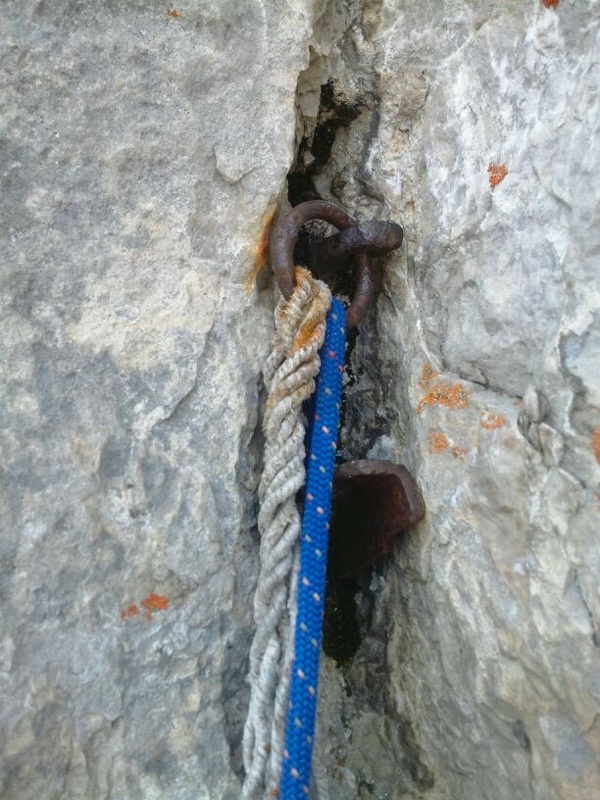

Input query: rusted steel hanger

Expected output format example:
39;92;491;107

271;199;424;577
271;200;403;328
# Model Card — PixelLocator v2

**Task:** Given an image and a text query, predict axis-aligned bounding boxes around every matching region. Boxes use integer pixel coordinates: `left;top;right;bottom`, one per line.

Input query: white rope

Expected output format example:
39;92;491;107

241;268;331;800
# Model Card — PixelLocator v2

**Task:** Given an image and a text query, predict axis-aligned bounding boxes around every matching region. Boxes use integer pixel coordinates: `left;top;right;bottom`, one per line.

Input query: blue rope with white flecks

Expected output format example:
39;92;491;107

280;298;346;799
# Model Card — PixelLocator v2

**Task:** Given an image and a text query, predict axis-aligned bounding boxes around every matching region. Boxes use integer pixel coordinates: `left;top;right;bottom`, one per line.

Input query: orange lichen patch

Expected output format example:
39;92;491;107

168;9;180;17
140;593;169;620
541;0;559;8
120;604;139;620
451;445;468;462
480;410;505;430
417;363;440;391
244;206;277;294
141;593;169;612
428;431;449;454
488;163;508;189
592;428;600;464
417;380;470;414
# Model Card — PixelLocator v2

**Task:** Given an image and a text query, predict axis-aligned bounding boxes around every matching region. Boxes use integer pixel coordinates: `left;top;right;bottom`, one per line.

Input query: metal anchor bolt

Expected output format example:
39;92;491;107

271;200;403;328
327;460;425;577
270;200;424;576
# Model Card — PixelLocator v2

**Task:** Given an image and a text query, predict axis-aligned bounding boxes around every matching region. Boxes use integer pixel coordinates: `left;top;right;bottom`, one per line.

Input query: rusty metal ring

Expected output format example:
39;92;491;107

271;200;377;329
315;219;404;263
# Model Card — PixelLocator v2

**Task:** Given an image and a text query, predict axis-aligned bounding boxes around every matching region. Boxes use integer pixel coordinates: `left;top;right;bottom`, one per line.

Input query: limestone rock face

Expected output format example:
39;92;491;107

1;1;599;799
312;2;600;799
1;2;312;797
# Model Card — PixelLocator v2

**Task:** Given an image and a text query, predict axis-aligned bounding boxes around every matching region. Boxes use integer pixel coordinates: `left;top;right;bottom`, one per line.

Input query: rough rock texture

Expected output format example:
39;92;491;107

1;2;311;797
308;2;600;799
1;1;599;799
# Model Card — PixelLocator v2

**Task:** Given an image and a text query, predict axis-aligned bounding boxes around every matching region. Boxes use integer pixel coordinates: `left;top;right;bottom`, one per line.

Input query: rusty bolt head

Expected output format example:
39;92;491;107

326;460;425;577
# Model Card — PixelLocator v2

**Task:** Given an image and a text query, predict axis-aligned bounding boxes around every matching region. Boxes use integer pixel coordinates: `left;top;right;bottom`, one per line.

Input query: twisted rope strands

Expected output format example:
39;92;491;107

241;268;331;800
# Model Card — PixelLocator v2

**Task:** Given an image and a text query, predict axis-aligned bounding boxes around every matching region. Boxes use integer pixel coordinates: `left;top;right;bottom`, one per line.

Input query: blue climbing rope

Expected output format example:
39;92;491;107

280;298;346;800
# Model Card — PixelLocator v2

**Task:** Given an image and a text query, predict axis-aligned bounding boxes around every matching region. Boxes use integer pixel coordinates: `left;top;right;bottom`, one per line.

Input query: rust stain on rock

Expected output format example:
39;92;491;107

592;428;600;464
488;163;508;189
541;0;559;8
168;9;180;18
244;207;277;294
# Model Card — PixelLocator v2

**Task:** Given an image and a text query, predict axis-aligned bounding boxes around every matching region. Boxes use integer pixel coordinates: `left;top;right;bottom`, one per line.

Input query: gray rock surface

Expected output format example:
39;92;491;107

1;1;599;799
310;2;600;799
1;1;310;797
